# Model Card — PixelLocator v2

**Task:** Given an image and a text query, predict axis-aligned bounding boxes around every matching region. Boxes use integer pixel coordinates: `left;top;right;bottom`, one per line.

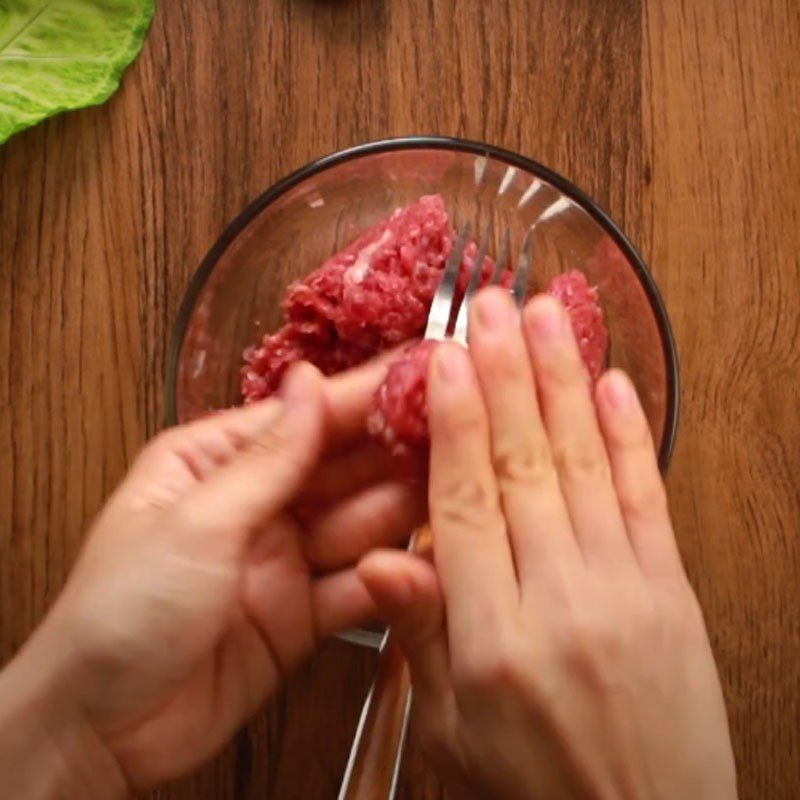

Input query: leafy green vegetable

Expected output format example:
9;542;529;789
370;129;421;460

0;0;155;144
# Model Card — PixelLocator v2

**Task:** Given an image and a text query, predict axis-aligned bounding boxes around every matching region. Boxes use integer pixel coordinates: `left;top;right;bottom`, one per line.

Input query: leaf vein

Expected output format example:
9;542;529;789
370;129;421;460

0;0;57;56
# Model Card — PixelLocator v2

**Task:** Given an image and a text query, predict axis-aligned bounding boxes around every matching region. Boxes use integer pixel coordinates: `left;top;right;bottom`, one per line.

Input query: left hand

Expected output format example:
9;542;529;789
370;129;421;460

1;357;423;795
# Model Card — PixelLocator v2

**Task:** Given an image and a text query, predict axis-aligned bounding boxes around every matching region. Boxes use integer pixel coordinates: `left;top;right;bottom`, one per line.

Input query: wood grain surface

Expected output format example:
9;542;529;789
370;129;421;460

1;0;798;798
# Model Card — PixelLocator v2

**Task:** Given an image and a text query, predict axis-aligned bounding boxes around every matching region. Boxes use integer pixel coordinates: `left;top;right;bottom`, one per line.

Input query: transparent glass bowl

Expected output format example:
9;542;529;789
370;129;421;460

166;137;680;648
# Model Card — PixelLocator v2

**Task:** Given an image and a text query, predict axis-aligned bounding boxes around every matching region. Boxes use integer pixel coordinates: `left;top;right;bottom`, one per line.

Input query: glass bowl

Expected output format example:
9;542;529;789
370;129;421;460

166;136;680;647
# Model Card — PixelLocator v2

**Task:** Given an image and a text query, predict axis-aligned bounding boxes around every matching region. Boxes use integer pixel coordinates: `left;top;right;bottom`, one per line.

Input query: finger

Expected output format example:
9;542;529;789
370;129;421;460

357;549;452;711
323;346;410;450
428;343;518;658
358;551;464;788
595;370;685;581
242;555;380;670
130;348;400;494
124;401;286;498
523;296;634;567
298;440;399;507
469;288;582;580
313;568;381;637
175;363;325;553
303;482;427;571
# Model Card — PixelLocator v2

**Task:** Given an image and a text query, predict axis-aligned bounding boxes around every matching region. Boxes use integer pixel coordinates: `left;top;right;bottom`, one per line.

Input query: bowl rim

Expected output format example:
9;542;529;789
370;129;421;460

166;135;680;470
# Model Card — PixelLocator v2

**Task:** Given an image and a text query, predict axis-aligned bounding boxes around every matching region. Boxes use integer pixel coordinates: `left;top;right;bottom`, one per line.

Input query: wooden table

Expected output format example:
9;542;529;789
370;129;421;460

1;1;798;797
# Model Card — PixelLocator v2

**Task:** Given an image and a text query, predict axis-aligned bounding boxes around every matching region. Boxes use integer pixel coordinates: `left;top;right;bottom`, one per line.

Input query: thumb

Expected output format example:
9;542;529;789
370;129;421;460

174;362;325;550
357;550;450;707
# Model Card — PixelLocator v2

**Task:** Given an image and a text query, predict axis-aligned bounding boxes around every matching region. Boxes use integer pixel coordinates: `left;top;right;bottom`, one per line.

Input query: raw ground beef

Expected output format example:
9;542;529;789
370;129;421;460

242;195;484;402
242;325;373;400
241;195;608;459
367;271;607;457
367;339;438;454
282;196;451;349
547;270;608;383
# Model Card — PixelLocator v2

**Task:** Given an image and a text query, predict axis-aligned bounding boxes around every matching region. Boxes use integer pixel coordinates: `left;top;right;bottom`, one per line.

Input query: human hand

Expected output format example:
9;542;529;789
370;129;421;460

359;288;737;800
0;358;423;796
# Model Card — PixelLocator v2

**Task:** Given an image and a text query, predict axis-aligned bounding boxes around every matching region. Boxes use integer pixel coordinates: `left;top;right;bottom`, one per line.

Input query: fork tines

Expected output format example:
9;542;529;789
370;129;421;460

512;227;534;308
425;221;534;346
453;222;492;342
424;221;472;341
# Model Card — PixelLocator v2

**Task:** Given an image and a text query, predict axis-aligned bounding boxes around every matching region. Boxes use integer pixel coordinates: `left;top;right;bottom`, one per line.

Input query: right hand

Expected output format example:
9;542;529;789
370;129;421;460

359;288;737;799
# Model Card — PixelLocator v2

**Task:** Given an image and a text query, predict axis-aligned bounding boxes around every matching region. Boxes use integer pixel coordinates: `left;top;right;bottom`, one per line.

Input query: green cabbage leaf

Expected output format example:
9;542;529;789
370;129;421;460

0;0;155;144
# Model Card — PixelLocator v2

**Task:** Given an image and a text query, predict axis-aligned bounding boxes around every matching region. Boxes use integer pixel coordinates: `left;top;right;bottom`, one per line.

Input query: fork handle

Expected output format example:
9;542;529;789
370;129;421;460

338;634;412;800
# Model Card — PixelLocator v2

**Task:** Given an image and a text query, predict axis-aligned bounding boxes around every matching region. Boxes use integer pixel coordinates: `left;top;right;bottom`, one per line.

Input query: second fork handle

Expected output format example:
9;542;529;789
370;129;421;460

338;634;412;800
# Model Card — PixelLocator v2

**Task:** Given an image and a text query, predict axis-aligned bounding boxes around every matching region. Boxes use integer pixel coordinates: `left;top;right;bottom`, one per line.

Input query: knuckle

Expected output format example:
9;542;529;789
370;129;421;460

440;407;486;441
454;649;528;699
238;419;308;475
493;438;553;487
434;475;498;527
552;442;610;484
557;615;620;692
618;479;669;521
245;423;291;459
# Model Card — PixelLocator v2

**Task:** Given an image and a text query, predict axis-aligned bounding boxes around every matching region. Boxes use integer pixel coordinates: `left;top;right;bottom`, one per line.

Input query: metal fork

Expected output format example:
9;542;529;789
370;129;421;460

428;221;533;344
337;221;534;800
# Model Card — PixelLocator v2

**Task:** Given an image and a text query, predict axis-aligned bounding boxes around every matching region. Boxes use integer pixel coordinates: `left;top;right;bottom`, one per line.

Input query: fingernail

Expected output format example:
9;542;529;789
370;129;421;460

605;370;636;411
433;344;472;385
475;288;515;331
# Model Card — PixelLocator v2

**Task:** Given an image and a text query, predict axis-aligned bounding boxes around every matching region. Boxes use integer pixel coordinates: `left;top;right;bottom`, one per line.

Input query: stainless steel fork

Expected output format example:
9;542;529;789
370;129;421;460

337;221;534;800
429;222;533;345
